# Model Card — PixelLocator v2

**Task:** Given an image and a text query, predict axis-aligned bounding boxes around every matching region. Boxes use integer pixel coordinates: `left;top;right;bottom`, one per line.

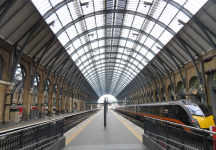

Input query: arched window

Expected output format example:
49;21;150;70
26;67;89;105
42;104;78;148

151;90;153;102
13;64;25;106
32;73;40;106
161;88;165;101
168;85;174;100
177;81;185;99
190;77;201;102
44;80;49;105
155;90;159;102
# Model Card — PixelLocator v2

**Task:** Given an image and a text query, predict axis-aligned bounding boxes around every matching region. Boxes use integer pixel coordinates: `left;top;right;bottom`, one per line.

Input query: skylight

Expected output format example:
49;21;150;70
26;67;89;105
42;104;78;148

32;0;207;97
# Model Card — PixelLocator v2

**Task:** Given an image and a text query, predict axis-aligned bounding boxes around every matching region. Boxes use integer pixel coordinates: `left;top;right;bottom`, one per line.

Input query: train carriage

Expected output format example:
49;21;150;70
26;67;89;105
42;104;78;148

115;99;216;130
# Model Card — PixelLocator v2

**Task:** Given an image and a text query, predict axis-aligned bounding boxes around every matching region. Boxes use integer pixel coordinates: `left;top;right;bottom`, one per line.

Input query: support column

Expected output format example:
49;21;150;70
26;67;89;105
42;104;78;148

172;91;178;100
56;95;61;115
0;82;14;124
157;95;161;102
183;89;189;99
61;86;65;114
65;96;67;113
164;93;167;101
48;92;53;116
22;87;33;120
69;98;72;113
55;82;60;115
38;91;46;118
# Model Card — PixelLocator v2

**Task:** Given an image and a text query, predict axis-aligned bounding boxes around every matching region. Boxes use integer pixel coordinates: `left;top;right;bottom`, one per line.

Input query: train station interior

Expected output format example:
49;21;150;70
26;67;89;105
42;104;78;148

0;0;216;150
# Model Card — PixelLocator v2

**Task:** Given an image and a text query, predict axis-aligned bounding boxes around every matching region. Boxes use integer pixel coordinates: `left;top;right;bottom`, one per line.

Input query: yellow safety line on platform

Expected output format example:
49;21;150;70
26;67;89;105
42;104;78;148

111;110;142;143
65;111;101;145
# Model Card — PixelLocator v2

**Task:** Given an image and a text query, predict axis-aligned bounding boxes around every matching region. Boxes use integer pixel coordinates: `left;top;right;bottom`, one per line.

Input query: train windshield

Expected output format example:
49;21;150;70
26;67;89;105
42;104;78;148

198;105;212;117
185;105;203;116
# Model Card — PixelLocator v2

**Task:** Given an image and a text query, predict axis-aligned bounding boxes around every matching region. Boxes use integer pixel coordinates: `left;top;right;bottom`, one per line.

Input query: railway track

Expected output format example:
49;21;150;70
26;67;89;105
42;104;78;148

112;109;144;129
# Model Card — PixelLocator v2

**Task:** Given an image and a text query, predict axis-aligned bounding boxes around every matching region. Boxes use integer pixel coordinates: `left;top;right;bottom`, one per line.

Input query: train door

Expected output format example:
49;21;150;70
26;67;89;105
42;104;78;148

136;105;139;114
175;105;190;125
159;105;163;119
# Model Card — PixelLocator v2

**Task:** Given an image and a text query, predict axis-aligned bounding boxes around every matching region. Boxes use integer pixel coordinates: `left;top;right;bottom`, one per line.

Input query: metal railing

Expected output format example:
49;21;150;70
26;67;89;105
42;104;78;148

146;131;198;150
0;118;64;150
143;116;216;150
0;109;99;150
20;134;61;150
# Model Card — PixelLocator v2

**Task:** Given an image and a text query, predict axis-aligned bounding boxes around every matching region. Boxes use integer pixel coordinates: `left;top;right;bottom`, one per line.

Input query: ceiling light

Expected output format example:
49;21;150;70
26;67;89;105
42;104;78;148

88;34;94;38
144;1;152;7
48;20;55;27
178;19;186;25
156;46;161;50
66;47;70;51
132;33;138;37
80;2;89;8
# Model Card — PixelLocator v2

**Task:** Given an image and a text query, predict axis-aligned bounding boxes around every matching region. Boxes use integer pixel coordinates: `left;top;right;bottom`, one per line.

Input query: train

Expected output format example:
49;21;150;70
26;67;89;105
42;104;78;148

115;99;216;130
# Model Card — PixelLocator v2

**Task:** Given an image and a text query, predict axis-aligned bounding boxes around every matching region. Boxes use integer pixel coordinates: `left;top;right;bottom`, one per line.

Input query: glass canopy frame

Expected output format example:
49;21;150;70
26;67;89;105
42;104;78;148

32;0;207;97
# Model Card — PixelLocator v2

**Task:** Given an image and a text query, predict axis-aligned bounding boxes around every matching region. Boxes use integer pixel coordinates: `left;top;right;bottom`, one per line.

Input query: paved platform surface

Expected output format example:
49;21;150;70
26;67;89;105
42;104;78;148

63;109;149;150
0;110;93;132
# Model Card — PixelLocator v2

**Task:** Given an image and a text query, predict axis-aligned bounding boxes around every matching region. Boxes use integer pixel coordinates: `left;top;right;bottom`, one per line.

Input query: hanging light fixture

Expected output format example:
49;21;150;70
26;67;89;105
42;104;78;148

80;2;89;8
178;19;186;25
144;1;152;7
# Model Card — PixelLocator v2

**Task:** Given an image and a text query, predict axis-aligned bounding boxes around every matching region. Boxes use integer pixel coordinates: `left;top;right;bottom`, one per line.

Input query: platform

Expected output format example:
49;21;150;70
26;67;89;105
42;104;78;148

0;110;94;132
63;109;149;150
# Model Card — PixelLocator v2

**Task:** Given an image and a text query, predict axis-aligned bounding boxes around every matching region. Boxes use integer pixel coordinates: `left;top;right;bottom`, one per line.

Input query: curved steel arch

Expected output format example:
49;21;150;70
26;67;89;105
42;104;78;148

64;25;165;51
88;71;133;86
68;37;157;58
88;71;132;85
81;54;143;73
84;67;135;79
44;0;192;19
66;37;163;58
43;0;193;29
39;0;194;98
70;37;158;63
77;45;151;67
89;77;130;91
85;66;136;82
83;62;135;78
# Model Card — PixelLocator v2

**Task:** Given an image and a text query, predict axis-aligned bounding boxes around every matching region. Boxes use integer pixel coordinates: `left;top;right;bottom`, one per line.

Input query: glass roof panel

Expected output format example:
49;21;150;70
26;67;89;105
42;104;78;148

32;0;207;97
56;5;72;26
57;32;69;46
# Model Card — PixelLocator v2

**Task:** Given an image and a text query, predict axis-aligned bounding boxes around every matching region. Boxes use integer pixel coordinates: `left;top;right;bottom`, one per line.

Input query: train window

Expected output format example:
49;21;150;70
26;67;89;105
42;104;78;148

168;105;175;119
198;105;212;117
159;106;163;116
146;107;150;114
155;106;160;115
185;105;203;116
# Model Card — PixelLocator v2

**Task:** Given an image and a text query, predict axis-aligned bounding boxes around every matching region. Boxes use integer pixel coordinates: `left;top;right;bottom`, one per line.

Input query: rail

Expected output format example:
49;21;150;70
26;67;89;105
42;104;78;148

0;109;99;150
143;116;216;150
0;109;97;134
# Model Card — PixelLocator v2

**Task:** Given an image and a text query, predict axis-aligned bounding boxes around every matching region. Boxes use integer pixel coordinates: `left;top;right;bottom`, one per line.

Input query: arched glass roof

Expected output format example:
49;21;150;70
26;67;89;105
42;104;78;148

32;0;207;97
